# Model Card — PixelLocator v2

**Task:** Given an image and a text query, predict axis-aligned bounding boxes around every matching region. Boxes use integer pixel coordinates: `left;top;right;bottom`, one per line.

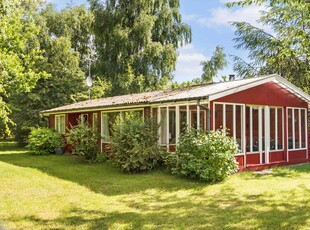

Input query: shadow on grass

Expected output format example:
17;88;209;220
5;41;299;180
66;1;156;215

0;149;206;196
12;185;310;229
1;144;310;229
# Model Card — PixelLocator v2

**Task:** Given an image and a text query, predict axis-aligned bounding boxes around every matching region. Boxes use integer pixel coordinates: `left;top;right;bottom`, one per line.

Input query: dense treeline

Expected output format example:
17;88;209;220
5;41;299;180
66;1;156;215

0;0;309;140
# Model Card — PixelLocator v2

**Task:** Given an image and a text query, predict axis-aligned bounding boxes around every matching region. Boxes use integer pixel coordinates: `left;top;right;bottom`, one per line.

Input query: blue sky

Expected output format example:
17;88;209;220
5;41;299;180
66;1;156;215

47;0;265;83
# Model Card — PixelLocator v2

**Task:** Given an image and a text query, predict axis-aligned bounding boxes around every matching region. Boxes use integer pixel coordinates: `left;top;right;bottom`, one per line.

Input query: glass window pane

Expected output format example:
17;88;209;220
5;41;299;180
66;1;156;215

190;105;198;129
101;114;109;142
301;109;306;148
262;107;265;150
169;108;176;144
215;104;223;130
160;108;168;145
93;113;98;129
179;106;187;134
277;108;283;150
288;109;293;149
270;108;276;150
226;105;233;137
252;108;259;152
55;116;59;131
294;109;300;149
246;107;250;152
60;115;65;134
236;105;242;152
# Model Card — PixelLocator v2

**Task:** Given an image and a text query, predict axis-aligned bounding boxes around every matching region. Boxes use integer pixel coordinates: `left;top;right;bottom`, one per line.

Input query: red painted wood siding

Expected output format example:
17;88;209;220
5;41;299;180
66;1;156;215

214;82;308;108
49;115;55;129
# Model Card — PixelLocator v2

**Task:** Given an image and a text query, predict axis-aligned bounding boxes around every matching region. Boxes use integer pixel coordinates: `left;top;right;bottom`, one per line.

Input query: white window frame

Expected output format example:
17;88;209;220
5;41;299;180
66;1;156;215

158;102;209;147
287;107;307;151
100;108;144;144
213;102;245;155
55;114;65;134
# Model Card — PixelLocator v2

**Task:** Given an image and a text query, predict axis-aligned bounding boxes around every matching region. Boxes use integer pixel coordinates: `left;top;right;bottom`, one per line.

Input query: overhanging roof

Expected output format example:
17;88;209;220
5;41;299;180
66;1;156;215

41;74;310;115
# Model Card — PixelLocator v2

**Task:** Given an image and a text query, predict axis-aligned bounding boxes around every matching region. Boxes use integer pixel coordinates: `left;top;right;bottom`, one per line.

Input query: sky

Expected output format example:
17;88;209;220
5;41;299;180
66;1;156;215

47;0;266;83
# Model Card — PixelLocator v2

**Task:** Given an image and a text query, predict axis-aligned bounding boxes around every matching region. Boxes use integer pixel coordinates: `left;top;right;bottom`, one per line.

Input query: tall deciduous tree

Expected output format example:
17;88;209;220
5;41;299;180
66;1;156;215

229;0;309;94
9;4;93;141
89;0;191;95
0;0;47;135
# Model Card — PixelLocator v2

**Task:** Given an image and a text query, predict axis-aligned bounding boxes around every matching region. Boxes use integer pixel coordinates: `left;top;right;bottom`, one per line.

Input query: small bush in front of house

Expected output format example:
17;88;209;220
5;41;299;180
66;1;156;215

111;113;160;173
66;119;99;161
27;127;65;155
15;126;32;146
164;129;238;182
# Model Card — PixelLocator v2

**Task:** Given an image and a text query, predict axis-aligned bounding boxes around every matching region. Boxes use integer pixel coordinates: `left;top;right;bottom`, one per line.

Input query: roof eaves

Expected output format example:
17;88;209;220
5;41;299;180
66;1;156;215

273;75;310;103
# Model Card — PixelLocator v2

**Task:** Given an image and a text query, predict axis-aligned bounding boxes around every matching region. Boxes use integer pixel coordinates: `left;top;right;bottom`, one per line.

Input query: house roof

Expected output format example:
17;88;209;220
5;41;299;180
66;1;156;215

41;74;310;115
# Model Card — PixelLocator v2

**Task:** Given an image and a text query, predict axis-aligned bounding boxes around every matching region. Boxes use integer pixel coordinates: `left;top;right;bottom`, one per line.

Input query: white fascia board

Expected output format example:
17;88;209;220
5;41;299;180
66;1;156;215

209;75;274;101
209;74;310;104
273;75;310;103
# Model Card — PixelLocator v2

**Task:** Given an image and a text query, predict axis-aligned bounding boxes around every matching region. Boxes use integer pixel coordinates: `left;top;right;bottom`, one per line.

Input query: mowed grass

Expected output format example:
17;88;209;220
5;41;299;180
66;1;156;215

0;142;310;229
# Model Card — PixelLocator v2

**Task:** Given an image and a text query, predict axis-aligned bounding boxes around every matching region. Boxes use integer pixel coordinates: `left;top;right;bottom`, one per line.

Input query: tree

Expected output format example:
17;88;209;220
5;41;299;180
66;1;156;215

0;0;47;136
200;46;228;83
89;0;191;95
9;4;92;141
229;0;310;93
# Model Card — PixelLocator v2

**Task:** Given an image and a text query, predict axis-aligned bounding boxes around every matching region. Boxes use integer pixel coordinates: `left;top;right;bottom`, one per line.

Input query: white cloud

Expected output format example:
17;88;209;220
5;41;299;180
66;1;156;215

174;44;207;82
198;5;266;29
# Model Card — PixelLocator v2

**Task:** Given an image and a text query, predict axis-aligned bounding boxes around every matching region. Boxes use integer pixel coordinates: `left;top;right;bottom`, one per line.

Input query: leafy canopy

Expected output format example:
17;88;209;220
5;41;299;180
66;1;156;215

89;0;192;95
229;0;309;93
0;0;48;135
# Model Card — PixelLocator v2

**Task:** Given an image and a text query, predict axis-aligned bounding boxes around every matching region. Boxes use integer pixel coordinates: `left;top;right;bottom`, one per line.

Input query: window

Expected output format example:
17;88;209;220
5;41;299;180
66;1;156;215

101;110;143;143
287;108;307;150
214;103;244;153
246;106;283;153
55;114;65;134
93;113;98;129
169;108;176;144
80;114;88;124
160;108;168;145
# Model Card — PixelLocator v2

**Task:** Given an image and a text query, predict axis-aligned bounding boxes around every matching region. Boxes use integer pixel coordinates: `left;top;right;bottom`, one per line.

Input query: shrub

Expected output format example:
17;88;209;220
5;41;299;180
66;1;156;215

66;119;99;160
27;127;65;155
164;129;238;182
15;126;32;146
111;113;160;173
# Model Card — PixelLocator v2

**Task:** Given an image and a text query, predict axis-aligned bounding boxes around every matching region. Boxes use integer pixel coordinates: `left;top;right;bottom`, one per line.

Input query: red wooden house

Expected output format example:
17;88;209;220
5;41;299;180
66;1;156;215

41;74;310;171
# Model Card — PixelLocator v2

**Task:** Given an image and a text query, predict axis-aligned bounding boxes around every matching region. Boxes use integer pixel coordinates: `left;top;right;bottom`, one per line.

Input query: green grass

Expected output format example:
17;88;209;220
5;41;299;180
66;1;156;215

0;142;310;229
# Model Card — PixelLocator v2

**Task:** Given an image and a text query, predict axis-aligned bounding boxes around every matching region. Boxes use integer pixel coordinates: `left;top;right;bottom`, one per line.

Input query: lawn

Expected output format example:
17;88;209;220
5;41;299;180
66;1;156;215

0;142;310;229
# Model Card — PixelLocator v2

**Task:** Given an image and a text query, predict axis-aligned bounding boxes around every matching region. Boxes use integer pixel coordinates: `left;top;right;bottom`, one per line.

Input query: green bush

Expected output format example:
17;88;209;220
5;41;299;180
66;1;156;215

27;128;65;155
66;120;99;160
164;129;238;182
15;126;32;146
111;113;160;173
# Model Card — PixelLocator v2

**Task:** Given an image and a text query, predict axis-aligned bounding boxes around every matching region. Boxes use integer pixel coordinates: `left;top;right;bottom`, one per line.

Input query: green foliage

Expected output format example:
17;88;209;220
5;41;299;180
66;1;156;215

165;129;238;182
14;126;32;146
89;0;192;95
200;46;228;83
8;4;93;138
66;119;100;160
0;0;48;135
230;1;310;94
27;128;64;155
111;113;161;173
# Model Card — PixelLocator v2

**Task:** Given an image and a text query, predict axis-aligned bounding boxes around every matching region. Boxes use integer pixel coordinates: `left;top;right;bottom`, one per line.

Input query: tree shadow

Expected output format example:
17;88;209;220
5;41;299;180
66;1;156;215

0;151;206;196
6;185;310;229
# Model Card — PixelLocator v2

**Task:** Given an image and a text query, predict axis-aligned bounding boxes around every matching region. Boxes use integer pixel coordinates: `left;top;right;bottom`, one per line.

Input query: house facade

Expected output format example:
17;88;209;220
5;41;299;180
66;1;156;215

41;74;310;171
